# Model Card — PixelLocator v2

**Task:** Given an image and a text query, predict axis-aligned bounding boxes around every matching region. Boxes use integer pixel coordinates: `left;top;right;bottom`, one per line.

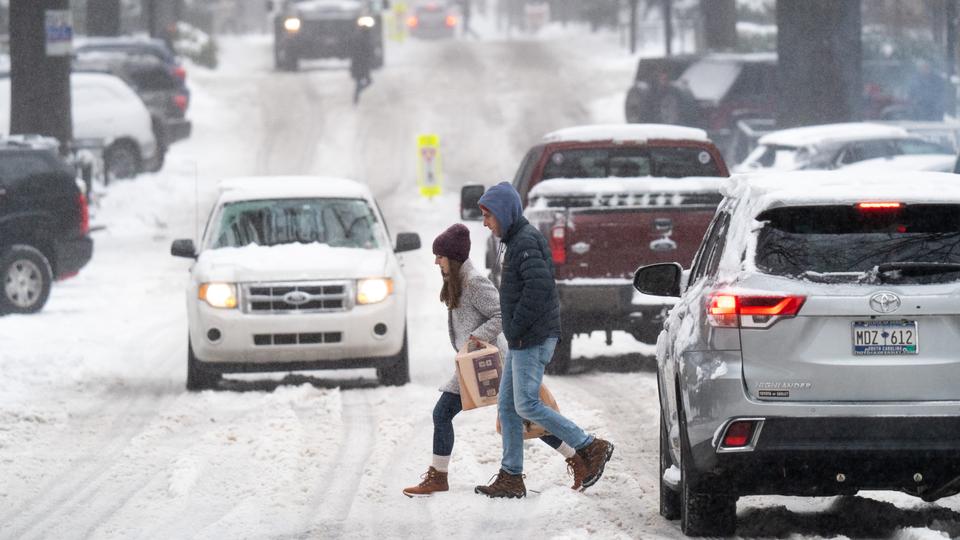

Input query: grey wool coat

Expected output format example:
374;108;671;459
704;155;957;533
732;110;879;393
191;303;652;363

439;259;509;394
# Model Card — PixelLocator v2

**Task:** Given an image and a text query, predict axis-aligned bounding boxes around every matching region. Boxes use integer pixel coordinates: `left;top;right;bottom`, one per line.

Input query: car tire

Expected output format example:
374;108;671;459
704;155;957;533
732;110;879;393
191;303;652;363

0;245;53;314
105;140;141;180
659;406;681;519
377;331;410;386
186;337;222;391
545;331;573;375
678;392;737;536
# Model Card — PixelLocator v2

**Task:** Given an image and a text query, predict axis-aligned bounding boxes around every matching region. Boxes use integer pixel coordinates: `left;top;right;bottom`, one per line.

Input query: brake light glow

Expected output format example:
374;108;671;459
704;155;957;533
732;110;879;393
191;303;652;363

173;93;188;112
857;202;902;210
172;65;187;81
721;420;758;449
549;224;566;265
78;193;89;235
406;15;419;27
445;15;457;27
707;294;806;329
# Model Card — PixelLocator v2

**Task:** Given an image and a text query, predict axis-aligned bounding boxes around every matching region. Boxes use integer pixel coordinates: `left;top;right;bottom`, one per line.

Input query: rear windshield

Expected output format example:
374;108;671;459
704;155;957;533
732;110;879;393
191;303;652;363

211;198;382;250
541;146;722;180
755;204;960;284
678;60;741;101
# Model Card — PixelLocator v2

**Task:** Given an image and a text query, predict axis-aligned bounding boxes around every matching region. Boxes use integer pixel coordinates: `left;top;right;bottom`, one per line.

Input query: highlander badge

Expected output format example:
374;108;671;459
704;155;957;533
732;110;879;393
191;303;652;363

283;291;311;306
869;291;901;314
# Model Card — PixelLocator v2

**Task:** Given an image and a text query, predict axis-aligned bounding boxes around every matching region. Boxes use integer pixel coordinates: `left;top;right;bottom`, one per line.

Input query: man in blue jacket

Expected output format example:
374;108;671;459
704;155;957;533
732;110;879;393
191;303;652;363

474;181;614;498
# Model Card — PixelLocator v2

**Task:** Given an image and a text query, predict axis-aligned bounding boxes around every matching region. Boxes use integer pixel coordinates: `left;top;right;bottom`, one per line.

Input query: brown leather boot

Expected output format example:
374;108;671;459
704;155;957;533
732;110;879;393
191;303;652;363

577;437;614;491
474;469;526;498
566;453;588;490
402;466;449;497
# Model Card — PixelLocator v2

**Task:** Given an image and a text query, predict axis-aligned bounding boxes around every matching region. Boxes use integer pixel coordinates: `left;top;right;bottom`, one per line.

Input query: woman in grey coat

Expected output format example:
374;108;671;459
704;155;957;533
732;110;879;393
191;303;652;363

403;224;584;497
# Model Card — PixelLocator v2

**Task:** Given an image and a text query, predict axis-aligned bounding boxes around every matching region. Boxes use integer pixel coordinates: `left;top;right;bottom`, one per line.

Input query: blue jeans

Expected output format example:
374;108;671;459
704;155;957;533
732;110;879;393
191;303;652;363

498;337;593;474
432;391;564;456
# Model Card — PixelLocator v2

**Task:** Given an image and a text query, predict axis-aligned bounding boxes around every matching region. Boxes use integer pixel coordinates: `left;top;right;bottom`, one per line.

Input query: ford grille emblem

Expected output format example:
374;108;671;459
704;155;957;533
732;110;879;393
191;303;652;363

284;291;311;306
869;292;901;314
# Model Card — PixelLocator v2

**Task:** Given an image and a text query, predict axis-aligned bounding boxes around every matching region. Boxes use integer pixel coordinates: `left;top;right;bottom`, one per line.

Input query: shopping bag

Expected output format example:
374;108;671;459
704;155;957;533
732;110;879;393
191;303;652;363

455;339;502;411
496;384;560;439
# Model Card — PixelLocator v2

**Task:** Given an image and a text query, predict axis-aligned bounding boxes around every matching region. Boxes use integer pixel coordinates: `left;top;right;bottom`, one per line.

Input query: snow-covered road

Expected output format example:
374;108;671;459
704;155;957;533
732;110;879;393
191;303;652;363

2;28;960;540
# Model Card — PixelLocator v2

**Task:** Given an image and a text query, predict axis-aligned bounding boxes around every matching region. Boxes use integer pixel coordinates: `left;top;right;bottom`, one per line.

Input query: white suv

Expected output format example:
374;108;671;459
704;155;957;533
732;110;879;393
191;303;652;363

171;177;421;390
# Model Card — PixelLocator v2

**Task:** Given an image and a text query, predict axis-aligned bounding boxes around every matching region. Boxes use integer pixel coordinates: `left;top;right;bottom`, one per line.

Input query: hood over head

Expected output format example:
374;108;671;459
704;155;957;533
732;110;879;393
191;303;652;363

477;181;523;237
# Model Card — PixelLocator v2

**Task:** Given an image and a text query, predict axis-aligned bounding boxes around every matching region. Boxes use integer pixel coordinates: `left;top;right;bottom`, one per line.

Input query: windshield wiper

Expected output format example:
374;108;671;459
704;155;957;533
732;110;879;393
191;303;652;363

798;270;867;283
876;262;960;278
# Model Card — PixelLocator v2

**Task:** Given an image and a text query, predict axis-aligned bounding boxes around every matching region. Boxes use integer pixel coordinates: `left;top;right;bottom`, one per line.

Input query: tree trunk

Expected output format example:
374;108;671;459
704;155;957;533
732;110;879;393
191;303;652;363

87;0;121;36
776;0;862;128
9;0;72;151
143;0;178;46
700;0;737;51
663;0;673;55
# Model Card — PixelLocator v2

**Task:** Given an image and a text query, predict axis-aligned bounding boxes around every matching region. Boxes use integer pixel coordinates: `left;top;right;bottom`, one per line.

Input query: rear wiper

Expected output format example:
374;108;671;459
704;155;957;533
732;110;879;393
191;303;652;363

875;262;960;282
798;270;866;283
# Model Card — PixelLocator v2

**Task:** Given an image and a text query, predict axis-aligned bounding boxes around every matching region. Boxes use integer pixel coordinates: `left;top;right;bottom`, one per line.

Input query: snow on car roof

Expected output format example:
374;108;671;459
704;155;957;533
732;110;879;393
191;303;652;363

723;170;960;207
757;122;910;148
529;177;723;199
542;124;710;144
217;176;374;203
840;153;957;173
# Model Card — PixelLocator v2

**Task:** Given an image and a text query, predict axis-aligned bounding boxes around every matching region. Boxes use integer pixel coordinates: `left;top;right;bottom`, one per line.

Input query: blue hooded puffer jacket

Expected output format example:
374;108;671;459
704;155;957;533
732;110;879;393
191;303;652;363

479;182;561;349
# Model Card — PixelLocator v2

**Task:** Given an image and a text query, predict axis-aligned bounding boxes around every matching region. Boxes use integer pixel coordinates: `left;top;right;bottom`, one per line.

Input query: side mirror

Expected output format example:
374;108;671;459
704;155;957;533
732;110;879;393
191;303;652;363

395;232;421;253
633;262;683;298
171;238;197;259
460;184;485;221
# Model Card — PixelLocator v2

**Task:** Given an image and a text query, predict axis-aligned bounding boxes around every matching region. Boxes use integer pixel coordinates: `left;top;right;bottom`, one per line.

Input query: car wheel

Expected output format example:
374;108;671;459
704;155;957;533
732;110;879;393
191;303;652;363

545;331;573;375
186;337;222;391
377;331;410;386
678;392;737;536
105;141;141;180
0;245;53;314
659;405;681;519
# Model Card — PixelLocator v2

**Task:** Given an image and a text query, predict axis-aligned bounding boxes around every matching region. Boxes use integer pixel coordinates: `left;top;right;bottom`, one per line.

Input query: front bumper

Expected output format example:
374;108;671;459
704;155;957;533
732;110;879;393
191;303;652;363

188;292;406;367
280;21;355;58
53;235;93;279
678;350;960;498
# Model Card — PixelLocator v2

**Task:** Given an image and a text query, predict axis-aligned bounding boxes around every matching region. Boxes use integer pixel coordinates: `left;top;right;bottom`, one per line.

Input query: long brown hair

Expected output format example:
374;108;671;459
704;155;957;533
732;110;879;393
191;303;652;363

440;259;464;309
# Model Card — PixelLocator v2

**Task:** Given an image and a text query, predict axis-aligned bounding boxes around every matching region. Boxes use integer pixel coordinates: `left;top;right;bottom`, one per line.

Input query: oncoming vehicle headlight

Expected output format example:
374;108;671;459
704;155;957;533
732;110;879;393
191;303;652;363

284;17;302;32
357;15;376;28
199;283;238;309
357;278;393;305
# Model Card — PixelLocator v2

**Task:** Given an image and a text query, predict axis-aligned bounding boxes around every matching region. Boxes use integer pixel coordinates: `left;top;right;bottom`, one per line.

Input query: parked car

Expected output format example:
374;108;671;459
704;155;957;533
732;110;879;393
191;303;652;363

462;124;729;373
0;135;92;314
634;170;960;536
841;152;956;173
74;52;192;172
407;2;458;39
270;0;387;71
0;72;160;180
73;35;188;91
735;122;954;172
171;176;421;390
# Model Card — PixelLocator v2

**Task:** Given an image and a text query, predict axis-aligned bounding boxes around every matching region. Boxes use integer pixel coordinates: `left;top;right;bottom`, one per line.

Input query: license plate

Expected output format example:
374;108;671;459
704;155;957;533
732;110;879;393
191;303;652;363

852;320;918;355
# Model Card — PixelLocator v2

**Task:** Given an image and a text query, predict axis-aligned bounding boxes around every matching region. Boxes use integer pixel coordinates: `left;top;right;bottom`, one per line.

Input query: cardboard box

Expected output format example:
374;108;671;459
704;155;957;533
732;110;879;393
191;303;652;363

496;384;559;439
456;340;502;410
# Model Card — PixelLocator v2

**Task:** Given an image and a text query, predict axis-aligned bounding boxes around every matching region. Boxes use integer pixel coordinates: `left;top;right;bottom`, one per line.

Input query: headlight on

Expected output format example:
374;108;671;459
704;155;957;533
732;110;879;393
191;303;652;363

357;15;376;28
284;17;302;32
199;283;238;309
357;278;393;305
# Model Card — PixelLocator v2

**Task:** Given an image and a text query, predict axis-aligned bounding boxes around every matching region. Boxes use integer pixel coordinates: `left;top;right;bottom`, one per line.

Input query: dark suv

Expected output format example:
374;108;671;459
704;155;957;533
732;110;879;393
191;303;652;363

271;0;386;71
0;137;92;314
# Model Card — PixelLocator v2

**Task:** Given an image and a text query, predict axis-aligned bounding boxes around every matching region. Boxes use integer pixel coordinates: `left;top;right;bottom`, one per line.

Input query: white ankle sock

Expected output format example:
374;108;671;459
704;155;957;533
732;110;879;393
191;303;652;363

431;454;451;472
556;442;576;459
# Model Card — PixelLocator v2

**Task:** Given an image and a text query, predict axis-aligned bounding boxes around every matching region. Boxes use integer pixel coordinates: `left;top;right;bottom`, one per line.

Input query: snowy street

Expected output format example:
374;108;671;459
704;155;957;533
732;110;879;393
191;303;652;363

2;29;960;540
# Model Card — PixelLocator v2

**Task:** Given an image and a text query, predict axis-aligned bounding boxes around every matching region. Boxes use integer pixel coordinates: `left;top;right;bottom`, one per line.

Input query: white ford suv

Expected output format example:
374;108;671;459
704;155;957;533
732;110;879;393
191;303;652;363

171;177;421;390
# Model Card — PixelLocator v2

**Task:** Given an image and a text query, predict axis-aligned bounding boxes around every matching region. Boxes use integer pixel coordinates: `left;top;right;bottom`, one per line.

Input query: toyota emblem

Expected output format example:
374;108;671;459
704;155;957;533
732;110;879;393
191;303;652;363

869;292;901;314
283;291;311;306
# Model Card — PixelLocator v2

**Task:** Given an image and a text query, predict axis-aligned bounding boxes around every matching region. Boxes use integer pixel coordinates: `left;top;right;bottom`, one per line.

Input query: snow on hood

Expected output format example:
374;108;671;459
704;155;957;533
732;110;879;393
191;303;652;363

194;242;388;283
542;124;709;144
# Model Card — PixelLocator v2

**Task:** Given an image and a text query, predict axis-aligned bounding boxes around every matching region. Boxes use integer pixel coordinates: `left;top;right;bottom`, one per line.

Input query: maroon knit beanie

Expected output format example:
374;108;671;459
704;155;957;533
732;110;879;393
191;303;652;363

432;223;470;263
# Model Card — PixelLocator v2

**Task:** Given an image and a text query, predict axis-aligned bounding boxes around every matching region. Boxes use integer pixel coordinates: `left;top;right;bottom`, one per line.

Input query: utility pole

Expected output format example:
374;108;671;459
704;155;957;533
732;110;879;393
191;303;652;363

663;0;673;55
9;0;73;151
946;0;958;117
87;0;121;36
144;0;178;47
701;0;737;51
629;0;639;54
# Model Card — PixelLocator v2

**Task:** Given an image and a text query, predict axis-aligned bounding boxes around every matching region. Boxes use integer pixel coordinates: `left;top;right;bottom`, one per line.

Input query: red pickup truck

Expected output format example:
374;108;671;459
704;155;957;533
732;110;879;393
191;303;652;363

463;124;729;373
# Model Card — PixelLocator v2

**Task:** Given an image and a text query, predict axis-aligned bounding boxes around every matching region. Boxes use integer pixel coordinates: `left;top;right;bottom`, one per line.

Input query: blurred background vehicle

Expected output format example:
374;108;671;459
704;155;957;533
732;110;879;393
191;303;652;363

734;122;954;173
0;135;92;314
270;0;387;71
406;2;458;39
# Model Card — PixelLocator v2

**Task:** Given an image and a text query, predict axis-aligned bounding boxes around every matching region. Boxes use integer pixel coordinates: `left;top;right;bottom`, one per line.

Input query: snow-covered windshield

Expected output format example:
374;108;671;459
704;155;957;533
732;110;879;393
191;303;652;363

677;60;742;101
739;143;806;171
210;198;382;250
542;146;722;179
755;204;960;284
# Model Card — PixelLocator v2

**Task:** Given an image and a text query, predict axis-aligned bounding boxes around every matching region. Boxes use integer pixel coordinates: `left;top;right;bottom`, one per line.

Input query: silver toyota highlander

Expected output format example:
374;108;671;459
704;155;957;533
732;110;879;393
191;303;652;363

633;170;960;537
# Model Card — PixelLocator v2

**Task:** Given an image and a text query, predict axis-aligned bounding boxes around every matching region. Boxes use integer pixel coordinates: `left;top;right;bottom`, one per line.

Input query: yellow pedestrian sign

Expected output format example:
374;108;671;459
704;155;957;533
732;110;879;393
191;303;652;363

416;134;443;198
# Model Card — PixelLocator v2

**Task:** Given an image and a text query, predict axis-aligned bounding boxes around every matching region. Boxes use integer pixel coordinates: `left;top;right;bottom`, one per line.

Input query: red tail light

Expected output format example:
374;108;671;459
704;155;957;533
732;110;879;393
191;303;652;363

172;65;187;81
857;202;902;211
445;15;457;27
406;15;419;27
707;294;805;329
173;93;188;112
78;193;90;235
550;224;566;265
721;420;758;449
